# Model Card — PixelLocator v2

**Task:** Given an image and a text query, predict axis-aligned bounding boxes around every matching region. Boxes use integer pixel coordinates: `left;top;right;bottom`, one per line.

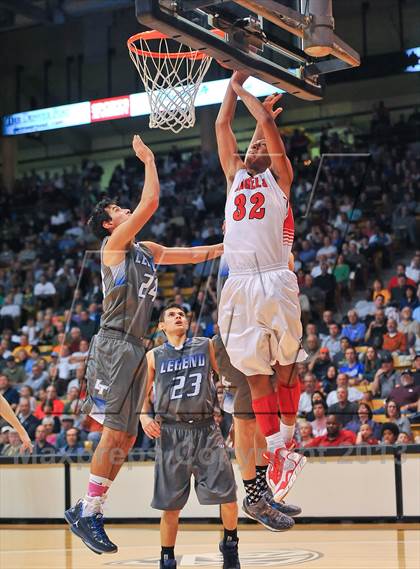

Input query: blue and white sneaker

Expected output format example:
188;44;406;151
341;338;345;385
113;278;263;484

263;490;302;517
64;499;83;525
160;559;177;568
64;498;117;555
242;497;294;531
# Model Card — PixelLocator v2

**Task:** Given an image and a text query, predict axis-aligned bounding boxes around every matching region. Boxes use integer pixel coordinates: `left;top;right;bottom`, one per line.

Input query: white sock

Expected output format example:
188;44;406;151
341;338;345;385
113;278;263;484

279;422;295;444
82;494;107;517
266;431;285;453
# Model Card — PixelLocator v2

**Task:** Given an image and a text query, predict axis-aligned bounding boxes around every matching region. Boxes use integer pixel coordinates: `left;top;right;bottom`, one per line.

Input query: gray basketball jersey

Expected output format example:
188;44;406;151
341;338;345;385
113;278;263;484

100;238;157;339
153;337;216;422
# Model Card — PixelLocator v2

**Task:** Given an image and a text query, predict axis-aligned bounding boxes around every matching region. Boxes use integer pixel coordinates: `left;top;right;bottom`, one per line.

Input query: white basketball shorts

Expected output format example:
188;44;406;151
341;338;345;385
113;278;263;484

218;267;307;376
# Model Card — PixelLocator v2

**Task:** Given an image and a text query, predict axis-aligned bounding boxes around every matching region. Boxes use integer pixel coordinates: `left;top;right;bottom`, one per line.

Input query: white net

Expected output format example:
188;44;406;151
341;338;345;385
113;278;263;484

128;33;212;134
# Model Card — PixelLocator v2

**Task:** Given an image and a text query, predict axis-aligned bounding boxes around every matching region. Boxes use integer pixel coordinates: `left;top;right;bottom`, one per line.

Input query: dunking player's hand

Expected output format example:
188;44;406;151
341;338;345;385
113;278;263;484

140;414;161;439
231;69;250;87
263;94;283;121
230;70;293;192
132;134;155;164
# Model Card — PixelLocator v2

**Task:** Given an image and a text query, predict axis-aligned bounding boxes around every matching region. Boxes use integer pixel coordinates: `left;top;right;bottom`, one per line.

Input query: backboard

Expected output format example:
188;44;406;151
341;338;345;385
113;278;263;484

135;1;360;101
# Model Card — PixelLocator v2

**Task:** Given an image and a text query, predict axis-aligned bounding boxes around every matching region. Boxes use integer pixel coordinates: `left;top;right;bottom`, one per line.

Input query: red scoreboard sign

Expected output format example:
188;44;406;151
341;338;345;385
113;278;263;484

90;96;131;122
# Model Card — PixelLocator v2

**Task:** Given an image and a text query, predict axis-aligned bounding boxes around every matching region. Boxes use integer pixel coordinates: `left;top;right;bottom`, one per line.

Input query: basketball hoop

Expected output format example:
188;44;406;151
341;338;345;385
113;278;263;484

127;30;220;134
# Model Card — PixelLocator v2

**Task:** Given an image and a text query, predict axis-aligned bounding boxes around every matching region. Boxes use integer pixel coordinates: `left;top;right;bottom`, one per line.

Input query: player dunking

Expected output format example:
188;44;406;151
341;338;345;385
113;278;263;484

141;304;240;569
65;135;223;554
216;73;307;502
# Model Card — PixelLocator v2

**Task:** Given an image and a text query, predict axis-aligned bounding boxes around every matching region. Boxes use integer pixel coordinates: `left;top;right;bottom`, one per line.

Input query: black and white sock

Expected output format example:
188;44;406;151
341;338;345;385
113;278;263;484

256;465;268;497
243;477;261;505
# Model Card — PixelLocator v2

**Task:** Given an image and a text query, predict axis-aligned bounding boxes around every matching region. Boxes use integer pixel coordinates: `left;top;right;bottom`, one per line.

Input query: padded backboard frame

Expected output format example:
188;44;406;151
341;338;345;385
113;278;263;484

135;0;324;101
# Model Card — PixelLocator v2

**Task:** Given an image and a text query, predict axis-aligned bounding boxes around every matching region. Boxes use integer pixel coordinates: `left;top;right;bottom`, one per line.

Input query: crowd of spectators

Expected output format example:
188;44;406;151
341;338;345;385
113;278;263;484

0;102;419;457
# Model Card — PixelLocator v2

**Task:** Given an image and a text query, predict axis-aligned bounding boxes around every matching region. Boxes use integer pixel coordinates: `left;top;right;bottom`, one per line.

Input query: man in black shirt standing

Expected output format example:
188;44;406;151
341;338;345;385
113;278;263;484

314;263;337;310
365;308;387;348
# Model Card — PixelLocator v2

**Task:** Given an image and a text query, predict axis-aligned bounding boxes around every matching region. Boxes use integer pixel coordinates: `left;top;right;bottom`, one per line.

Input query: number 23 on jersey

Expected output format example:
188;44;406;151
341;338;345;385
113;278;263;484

170;373;202;400
233;192;266;221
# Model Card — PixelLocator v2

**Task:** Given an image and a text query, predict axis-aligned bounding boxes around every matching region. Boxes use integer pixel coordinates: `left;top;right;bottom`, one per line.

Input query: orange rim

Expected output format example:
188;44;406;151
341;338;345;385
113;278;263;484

127;29;225;60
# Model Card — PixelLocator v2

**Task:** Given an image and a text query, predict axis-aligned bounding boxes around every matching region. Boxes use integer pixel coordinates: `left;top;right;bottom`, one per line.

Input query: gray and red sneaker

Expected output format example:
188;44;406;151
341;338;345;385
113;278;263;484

263;442;306;503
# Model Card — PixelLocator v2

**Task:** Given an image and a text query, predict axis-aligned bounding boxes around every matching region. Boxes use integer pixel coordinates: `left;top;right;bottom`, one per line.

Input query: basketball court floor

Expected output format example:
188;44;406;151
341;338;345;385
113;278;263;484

1;524;419;569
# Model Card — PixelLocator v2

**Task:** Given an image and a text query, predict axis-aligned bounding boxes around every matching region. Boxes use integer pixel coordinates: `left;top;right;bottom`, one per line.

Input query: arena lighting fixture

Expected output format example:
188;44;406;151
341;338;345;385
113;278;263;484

2;76;283;136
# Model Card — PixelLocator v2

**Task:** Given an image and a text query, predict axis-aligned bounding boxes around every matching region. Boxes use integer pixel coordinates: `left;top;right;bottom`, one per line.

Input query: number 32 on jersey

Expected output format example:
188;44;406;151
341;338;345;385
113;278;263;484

233;192;265;221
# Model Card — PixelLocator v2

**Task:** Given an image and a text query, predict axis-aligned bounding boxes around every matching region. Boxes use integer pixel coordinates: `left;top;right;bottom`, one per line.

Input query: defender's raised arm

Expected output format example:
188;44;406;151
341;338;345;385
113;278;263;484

102;135;160;266
143;242;223;266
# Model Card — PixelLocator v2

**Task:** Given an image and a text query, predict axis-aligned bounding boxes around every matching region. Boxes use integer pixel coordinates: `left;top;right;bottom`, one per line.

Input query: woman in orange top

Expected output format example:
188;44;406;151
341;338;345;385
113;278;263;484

372;279;391;304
